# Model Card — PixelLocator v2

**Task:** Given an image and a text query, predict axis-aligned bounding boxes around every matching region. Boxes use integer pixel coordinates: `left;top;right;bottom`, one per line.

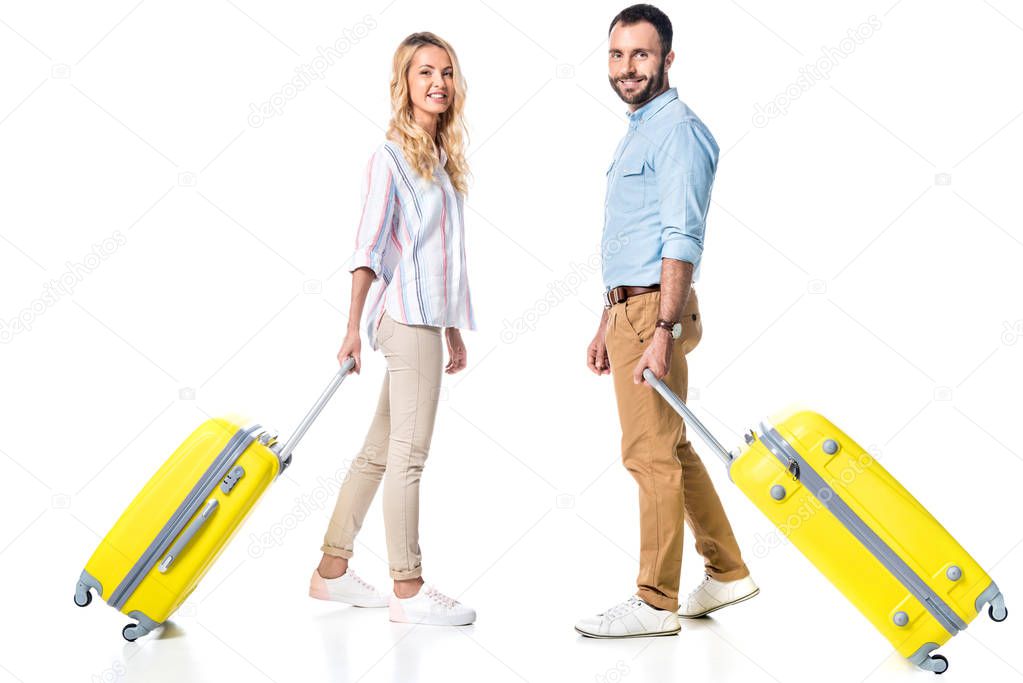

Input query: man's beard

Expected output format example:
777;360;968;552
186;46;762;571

609;62;666;106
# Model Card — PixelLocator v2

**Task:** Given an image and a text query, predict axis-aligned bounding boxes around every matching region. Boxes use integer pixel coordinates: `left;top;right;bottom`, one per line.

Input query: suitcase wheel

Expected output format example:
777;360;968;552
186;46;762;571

922;654;949;675
121;611;160;641
75;571;101;609
122;624;141;642
989;604;1008;623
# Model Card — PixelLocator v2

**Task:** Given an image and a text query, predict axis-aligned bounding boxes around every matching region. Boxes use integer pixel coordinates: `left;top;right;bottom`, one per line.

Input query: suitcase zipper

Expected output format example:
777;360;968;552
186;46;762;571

757;420;969;636
785;457;800;481
107;423;263;610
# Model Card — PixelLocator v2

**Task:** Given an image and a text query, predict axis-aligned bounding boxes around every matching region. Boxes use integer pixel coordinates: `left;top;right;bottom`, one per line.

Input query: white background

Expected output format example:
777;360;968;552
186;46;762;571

1;0;1021;681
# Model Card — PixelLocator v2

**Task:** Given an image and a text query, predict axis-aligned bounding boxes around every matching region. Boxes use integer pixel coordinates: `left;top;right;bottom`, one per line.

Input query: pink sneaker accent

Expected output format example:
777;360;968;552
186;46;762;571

308;568;389;608
389;595;408;622
388;584;476;626
309;571;331;601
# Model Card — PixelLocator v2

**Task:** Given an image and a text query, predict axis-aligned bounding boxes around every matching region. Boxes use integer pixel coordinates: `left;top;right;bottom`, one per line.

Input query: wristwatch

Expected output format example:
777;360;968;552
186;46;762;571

655;319;682;340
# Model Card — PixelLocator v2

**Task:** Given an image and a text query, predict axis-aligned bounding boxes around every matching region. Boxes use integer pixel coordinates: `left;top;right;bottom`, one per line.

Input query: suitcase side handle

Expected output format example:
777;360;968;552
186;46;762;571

158;498;219;573
275;357;357;469
642;369;734;467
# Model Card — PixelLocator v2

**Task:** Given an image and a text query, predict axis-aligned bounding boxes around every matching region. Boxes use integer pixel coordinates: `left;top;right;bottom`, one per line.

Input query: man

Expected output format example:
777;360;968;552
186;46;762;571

575;4;759;639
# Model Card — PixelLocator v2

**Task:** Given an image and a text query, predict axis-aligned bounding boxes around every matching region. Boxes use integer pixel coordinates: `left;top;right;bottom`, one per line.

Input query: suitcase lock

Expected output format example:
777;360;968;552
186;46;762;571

221;466;245;494
786;457;800;481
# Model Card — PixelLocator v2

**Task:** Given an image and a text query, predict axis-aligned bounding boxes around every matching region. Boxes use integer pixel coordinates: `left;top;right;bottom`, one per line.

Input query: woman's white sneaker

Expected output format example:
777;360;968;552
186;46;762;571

575;595;681;638
309;569;389;608
679;574;759;618
389;584;476;626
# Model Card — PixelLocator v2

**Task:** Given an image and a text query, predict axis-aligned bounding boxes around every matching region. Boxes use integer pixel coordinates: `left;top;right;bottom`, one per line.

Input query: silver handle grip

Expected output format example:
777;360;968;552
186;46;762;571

641;368;734;468
276;357;357;466
159;498;219;573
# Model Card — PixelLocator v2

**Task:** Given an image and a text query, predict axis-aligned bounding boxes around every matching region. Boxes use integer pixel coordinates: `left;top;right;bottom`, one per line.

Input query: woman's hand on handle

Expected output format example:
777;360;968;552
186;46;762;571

338;329;362;374
339;267;375;374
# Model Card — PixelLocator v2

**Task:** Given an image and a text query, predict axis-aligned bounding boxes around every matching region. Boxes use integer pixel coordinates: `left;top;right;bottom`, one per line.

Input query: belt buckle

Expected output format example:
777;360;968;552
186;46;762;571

603;288;620;308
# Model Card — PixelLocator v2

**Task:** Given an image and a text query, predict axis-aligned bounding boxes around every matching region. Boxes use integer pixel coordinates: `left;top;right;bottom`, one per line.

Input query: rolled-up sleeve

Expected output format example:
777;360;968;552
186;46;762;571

346;148;396;276
654;120;719;266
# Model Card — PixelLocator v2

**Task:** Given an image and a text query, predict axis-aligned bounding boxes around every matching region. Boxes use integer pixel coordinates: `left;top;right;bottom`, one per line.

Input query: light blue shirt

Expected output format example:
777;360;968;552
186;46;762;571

601;87;719;290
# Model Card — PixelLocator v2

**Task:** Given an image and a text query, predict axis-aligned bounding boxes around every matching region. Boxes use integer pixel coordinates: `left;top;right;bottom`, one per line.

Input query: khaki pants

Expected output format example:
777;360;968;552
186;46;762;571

605;288;749;612
321;312;443;580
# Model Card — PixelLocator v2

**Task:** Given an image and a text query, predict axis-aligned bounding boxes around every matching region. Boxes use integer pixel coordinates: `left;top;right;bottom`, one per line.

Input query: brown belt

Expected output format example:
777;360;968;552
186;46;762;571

603;284;660;308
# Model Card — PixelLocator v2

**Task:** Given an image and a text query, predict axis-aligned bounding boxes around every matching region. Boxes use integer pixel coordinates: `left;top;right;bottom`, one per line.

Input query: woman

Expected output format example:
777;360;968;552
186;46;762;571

309;32;477;627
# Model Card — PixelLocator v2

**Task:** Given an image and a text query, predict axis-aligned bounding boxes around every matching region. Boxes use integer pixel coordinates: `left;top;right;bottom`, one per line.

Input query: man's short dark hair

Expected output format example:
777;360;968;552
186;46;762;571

608;4;673;56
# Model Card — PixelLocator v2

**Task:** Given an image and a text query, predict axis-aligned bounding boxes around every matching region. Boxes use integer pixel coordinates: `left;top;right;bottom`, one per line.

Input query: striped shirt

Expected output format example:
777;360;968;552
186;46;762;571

347;140;476;350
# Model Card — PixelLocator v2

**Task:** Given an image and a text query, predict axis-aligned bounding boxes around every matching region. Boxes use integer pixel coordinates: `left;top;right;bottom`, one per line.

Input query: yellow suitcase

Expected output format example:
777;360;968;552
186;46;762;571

74;360;355;640
643;370;1007;674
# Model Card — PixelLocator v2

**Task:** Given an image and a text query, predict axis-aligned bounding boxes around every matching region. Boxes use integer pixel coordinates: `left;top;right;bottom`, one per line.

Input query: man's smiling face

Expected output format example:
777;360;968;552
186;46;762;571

607;20;673;109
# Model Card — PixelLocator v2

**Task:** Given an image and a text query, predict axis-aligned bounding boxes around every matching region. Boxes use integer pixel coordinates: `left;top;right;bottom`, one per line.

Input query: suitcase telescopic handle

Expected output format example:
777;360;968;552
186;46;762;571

276;357;357;465
641;368;734;467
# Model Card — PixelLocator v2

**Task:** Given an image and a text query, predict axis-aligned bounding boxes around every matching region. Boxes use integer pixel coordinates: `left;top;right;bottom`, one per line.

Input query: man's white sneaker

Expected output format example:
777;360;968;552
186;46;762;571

575;595;681;638
309;569;389;608
678;574;759;618
389;584;476;626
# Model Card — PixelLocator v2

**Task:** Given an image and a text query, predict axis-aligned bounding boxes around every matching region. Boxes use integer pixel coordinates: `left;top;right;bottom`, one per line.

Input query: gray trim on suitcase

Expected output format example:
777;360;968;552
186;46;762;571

975;581;1007;620
124;610;162;641
76;569;103;604
107;423;262;610
158;498;219;573
908;642;947;673
758;420;969;635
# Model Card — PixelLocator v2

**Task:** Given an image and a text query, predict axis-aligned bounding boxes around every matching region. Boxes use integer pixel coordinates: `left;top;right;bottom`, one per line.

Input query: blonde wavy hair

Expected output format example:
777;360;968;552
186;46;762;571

386;32;470;195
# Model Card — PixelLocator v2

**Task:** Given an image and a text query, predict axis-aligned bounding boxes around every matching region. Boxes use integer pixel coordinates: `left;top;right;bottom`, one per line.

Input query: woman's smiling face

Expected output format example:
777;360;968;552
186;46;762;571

408;45;454;120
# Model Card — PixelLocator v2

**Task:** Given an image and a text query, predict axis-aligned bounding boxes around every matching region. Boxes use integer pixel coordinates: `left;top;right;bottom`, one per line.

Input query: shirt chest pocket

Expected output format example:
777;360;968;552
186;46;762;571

616;159;648;211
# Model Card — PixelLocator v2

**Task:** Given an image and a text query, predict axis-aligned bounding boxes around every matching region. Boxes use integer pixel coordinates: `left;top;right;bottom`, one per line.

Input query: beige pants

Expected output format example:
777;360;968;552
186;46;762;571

605;289;749;612
321;311;443;580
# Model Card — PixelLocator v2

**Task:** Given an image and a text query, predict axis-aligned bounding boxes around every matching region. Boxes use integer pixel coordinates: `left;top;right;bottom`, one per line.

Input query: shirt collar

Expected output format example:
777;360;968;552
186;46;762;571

438;146;448;167
626;87;678;125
